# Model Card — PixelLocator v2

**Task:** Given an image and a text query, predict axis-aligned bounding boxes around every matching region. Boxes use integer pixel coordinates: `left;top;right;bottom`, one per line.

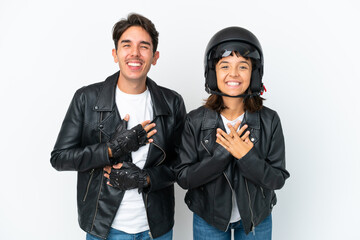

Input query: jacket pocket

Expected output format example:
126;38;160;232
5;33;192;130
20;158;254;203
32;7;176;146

82;169;95;202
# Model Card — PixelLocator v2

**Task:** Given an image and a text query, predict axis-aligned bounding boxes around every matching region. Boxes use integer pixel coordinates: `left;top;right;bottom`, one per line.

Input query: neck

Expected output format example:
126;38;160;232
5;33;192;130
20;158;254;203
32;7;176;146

221;96;245;120
117;75;147;94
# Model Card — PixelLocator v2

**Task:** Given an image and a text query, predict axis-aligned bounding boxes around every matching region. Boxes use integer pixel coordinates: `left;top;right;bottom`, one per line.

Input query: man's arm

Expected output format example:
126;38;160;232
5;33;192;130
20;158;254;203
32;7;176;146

50;89;111;172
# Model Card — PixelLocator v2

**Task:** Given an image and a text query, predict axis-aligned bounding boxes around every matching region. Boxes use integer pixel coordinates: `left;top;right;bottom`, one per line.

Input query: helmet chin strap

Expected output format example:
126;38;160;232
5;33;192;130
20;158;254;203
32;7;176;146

205;85;259;99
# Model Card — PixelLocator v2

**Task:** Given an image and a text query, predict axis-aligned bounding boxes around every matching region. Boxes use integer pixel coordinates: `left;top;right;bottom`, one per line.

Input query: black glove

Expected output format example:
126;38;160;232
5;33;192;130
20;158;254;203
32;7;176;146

107;123;148;163
108;162;149;193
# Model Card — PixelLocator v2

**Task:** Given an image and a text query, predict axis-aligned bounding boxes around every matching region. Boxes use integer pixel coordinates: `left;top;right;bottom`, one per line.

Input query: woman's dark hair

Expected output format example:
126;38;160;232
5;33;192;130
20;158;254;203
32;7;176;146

112;13;159;54
204;52;264;113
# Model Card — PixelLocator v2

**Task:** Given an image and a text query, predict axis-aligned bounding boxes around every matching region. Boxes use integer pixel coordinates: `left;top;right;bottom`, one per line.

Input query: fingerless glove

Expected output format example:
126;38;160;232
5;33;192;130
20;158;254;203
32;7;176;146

108;162;149;193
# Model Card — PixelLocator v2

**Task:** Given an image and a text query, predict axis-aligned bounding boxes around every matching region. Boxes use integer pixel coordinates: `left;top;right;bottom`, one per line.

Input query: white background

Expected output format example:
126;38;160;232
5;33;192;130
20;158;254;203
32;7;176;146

1;0;359;239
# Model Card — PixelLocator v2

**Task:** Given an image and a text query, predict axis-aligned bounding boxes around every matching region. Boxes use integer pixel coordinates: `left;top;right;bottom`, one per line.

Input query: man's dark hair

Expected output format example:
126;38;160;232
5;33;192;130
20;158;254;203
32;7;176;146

112;13;159;54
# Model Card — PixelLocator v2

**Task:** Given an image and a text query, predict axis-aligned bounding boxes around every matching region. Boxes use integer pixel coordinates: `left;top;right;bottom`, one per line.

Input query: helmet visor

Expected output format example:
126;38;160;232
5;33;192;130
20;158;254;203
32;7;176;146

208;41;261;62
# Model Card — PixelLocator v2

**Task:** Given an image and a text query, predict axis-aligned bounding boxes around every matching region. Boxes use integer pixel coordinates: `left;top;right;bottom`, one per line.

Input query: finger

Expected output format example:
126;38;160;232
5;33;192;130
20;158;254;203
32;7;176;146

216;137;228;149
104;173;110;179
147;129;157;139
227;124;239;139
123;114;130;122
141;120;152;128
112;163;123;169
237;124;248;136
241;131;251;141
103;166;111;174
144;123;156;133
217;128;232;142
216;133;230;148
234;120;241;131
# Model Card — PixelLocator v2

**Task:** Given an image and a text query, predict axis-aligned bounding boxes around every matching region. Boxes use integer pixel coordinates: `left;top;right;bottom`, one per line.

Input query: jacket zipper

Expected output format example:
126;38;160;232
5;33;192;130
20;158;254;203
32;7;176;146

82;169;95;201
245;179;256;235
99;112;103;142
144;142;166;238
90;111;104;231
91;171;104;232
200;141;211;155
260;187;265;199
202;139;233;231
223;172;235;232
202;140;234;231
151;142;166;166
144;193;153;239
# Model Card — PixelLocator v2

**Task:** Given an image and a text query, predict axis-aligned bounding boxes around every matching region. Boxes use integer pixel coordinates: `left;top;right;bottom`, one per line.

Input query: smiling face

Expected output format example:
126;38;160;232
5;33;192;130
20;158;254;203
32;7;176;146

215;53;252;97
112;26;159;86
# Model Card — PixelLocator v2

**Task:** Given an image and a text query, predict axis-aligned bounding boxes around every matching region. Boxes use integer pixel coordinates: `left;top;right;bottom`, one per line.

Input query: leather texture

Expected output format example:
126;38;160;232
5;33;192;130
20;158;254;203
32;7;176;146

173;106;290;234
50;71;186;239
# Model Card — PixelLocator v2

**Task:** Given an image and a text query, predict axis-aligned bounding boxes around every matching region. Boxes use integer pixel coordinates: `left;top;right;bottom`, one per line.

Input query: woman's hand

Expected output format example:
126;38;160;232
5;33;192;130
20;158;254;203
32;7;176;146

216;123;254;159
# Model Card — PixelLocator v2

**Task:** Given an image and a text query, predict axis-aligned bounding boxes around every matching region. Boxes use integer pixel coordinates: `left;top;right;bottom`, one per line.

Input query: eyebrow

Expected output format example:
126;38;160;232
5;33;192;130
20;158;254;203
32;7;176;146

120;40;151;46
218;60;250;65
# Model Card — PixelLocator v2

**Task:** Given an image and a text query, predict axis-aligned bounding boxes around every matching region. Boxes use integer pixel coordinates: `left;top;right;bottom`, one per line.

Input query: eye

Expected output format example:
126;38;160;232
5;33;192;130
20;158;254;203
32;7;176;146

220;65;229;69
239;65;249;70
140;45;149;49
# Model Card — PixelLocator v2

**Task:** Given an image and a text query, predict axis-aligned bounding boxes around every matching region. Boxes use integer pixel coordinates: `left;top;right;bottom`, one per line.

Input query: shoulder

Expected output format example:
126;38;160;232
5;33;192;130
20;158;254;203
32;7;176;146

73;72;117;99
148;78;185;110
186;106;216;127
258;106;282;127
75;82;104;96
157;84;183;102
187;106;207;119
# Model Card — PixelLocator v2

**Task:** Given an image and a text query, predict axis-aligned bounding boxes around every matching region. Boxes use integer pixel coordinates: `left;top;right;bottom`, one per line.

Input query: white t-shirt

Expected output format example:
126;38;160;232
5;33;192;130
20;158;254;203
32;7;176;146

111;86;153;233
220;113;244;223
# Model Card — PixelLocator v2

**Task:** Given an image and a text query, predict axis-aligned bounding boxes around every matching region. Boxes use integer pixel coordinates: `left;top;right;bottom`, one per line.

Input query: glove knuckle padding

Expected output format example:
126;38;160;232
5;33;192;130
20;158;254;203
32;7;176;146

108;162;149;192
108;124;148;162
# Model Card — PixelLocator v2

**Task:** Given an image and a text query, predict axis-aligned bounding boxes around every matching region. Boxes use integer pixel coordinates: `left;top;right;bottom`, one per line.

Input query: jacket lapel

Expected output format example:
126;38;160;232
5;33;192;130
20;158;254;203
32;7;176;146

145;77;172;167
242;110;261;144
94;71;119;112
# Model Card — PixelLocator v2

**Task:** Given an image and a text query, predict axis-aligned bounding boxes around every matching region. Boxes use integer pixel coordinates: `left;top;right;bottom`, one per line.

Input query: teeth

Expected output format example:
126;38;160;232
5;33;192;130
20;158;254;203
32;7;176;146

227;82;240;86
128;62;141;67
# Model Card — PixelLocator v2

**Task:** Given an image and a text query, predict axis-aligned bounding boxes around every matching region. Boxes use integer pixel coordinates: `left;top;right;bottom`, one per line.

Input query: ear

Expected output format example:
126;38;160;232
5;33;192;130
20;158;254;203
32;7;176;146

112;49;118;63
151;51;160;65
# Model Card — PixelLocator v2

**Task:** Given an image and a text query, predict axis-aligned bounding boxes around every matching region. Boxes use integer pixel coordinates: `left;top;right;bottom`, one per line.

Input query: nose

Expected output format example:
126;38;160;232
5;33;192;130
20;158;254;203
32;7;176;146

229;66;239;77
130;46;140;57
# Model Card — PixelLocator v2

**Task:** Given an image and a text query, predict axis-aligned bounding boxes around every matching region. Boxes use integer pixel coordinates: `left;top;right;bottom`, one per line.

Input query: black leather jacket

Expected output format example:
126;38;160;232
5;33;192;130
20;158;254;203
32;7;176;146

50;71;186;239
173;106;289;234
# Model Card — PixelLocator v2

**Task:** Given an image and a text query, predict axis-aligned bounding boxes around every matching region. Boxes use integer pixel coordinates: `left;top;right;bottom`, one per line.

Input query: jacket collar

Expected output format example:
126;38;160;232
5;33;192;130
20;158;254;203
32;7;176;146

243;110;260;130
94;71;171;116
201;106;261;130
201;107;220;130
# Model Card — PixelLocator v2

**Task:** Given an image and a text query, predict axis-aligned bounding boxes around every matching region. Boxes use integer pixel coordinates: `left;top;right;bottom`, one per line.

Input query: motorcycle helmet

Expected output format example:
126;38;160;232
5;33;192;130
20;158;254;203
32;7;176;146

204;26;265;97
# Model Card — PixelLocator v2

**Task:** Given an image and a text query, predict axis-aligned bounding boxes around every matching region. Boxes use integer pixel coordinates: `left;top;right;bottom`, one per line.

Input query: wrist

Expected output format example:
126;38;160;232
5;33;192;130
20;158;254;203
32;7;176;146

108;147;113;158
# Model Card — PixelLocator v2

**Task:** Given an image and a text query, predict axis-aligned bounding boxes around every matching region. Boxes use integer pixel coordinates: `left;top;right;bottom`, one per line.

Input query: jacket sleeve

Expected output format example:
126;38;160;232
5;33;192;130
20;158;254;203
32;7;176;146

173;115;233;190
145;96;186;193
50;89;111;172
235;112;290;190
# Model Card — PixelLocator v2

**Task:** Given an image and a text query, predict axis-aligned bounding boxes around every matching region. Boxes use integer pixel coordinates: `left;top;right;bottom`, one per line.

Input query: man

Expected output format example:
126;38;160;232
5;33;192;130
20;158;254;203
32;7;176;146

51;13;186;240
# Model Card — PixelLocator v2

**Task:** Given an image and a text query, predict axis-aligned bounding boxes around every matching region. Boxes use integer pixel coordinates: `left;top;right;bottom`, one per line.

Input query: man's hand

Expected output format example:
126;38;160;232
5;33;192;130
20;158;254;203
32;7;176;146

107;114;157;162
103;162;149;193
216;123;254;159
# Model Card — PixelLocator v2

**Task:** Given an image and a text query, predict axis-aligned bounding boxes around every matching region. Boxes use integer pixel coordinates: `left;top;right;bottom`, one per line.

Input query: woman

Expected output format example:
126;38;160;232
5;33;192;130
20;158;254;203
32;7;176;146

173;27;290;239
